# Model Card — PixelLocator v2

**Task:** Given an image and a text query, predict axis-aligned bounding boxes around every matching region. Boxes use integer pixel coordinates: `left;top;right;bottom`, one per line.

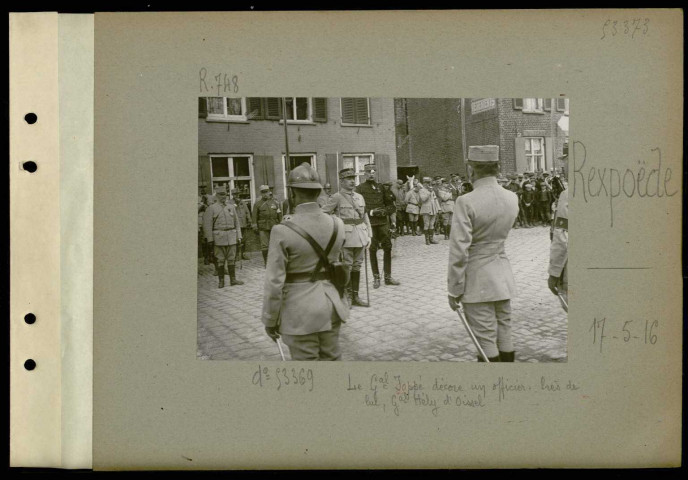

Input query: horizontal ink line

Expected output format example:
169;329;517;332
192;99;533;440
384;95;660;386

587;267;652;270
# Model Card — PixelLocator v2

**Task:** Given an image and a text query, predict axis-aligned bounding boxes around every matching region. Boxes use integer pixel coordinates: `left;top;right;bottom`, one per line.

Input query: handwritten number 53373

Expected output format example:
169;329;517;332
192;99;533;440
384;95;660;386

601;18;650;40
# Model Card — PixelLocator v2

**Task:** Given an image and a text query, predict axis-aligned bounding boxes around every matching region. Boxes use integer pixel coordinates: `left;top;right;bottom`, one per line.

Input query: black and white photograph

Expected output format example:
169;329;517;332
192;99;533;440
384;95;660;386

197;97;569;362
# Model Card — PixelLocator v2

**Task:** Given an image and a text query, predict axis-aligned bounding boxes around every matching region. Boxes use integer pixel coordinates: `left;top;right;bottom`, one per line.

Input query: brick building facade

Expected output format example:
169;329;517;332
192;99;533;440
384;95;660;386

394;98;465;179
395;97;569;178
465;98;569;174
198;97;397;205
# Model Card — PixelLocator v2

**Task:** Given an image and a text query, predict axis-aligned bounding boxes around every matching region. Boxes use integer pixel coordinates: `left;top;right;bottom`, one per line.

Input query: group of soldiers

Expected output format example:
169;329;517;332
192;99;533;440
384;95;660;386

199;149;569;362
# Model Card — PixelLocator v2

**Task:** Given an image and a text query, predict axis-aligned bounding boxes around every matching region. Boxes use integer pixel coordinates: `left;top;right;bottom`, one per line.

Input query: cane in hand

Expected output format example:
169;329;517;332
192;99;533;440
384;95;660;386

454;303;490;363
555;287;568;313
276;338;286;361
364;246;371;305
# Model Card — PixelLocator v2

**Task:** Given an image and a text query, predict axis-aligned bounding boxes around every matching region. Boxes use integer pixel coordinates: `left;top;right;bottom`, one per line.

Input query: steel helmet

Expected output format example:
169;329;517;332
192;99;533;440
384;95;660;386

287;162;322;189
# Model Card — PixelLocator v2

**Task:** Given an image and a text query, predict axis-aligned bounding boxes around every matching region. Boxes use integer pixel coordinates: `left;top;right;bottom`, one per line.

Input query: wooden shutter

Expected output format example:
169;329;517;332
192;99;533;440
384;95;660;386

544;98;552;111
198;155;211;187
513;98;524;110
253;156;275;197
376;154;391;183
325;154;339;190
313;98;328;122
354;98;370;124
198;97;207;118
514;138;527;172
265;98;283;120
341;98;355;124
544;137;554;172
247;98;264;120
556;98;566;111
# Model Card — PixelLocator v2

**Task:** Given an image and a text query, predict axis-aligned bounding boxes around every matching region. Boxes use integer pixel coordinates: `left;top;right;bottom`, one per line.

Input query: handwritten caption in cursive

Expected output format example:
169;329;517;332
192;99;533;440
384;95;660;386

199;68;239;96
601;18;650;40
571;142;677;227
251;364;314;392
590;318;659;353
346;372;580;417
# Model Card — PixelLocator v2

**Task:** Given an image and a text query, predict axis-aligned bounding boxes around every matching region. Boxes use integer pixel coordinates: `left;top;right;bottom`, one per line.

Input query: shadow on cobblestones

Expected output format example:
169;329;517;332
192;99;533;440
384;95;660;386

197;225;567;363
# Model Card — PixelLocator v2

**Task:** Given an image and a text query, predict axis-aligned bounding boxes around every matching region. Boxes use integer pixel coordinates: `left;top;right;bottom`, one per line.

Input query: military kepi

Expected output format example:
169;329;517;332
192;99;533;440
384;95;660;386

467;145;500;163
259;184;270;192
339;168;356;178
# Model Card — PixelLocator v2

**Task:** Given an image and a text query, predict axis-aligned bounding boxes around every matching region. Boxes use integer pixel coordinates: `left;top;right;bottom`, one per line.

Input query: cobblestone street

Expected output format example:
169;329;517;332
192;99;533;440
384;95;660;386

197;225;567;363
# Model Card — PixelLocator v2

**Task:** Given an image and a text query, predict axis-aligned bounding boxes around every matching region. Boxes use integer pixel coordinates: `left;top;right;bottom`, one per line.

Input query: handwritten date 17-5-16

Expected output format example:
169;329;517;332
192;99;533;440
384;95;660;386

199;68;239;95
252;364;314;392
590;318;658;353
601;18;649;39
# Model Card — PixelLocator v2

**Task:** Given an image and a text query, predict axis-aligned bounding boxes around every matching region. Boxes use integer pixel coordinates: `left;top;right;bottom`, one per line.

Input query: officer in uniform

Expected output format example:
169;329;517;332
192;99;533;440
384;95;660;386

252;184;283;266
447;145;519;362
548;155;568;307
437;180;454;239
419;176;440;245
230;189;252;261
355;164;400;289
262;163;349;361
202;190;244;288
323;168;372;307
393;179;408;235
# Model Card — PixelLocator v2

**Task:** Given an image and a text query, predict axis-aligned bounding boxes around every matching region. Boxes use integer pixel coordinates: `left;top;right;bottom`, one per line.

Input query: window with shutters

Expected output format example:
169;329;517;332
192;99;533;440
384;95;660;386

206;97;248;121
524;138;546;172
208;155;255;205
283;97;312;122
341;154;374;185
340;98;371;126
522;98;544;113
556;98;569;114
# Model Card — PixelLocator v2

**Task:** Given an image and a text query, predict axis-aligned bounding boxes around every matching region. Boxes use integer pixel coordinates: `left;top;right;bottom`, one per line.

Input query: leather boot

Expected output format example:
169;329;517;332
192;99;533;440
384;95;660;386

444;225;449;240
240;243;250;260
383;250;400;285
350;272;369;307
477;355;500;362
217;265;225;288
373;274;381;289
213;261;219;276
261;249;268;266
499;351;515;362
428;229;439;244
228;265;244;285
425;231;430;245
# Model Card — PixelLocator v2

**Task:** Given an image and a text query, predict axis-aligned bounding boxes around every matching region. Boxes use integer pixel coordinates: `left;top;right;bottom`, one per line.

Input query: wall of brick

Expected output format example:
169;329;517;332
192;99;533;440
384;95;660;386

402;98;465;179
465;99;502;170
198;97;397;202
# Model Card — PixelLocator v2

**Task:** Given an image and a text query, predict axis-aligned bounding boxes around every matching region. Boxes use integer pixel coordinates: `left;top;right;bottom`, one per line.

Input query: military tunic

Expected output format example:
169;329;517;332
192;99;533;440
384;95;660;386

262;202;349;360
447;176;519;358
203;201;242;265
252;197;283;250
322;190;371;273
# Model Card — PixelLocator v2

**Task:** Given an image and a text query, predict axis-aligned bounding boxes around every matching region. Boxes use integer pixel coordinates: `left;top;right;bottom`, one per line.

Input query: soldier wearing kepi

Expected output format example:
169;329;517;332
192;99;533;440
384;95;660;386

252;184;283;266
202;190;244;288
447;145;519;362
262;163;349;361
323;168;372;307
356;164;400;289
548;154;569;309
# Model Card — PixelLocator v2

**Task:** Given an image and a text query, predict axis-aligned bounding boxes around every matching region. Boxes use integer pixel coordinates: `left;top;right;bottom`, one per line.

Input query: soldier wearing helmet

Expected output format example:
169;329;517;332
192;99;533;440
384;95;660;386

261;162;349;360
252;184;283;265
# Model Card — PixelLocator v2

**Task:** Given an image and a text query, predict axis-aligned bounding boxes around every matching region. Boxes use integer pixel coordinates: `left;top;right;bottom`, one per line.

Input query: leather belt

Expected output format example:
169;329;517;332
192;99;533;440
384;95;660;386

342;218;364;225
213;227;236;231
285;271;330;283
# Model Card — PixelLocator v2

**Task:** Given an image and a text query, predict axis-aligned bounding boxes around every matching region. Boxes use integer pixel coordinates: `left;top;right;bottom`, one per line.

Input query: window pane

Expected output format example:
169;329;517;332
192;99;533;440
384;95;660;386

208;97;224;115
532;139;542;152
523;98;534;110
285;98;295;120
357;155;372;173
525;140;531;152
226;98;242;116
342;156;354;170
233;157;250;177
295;98;309;120
211;157;230;177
